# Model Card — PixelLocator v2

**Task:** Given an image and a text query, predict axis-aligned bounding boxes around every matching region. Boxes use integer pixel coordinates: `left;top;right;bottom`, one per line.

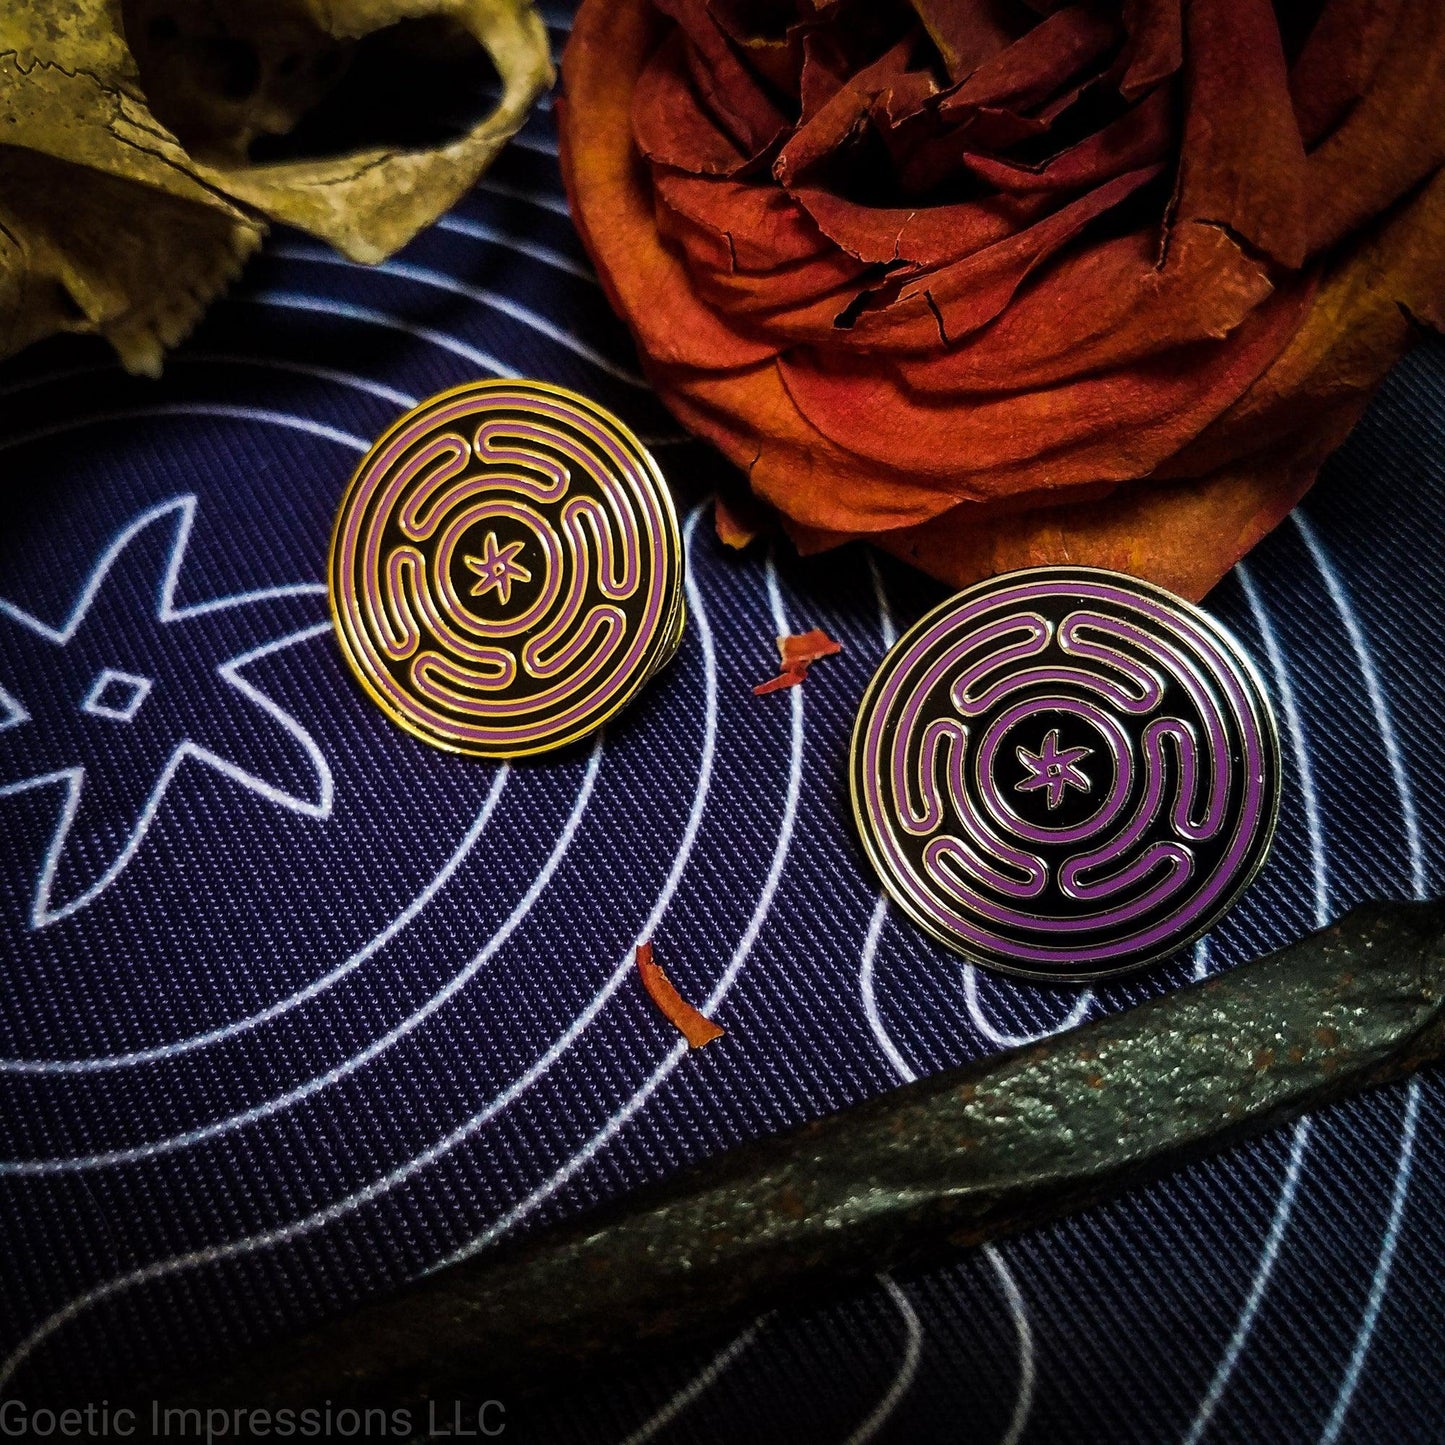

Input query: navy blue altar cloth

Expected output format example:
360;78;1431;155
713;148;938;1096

0;8;1442;1440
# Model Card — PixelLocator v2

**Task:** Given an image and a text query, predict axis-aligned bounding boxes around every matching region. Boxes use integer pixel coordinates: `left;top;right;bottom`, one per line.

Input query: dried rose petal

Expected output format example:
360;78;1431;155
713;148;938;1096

713;494;763;550
636;942;724;1049
753;628;842;695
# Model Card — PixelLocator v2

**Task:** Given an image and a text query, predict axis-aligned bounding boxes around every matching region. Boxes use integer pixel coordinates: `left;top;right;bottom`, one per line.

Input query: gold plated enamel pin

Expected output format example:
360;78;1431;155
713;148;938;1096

330;380;685;759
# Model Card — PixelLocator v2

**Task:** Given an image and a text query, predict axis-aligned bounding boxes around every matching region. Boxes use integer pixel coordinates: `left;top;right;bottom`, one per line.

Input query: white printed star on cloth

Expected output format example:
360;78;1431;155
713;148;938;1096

0;497;332;927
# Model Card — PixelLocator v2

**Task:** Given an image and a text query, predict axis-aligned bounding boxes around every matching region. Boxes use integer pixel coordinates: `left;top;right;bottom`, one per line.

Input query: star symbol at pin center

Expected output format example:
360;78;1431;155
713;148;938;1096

1015;728;1093;810
464;532;532;606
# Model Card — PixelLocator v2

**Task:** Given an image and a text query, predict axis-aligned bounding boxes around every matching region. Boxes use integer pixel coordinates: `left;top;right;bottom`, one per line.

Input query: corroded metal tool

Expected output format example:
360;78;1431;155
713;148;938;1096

160;899;1445;1413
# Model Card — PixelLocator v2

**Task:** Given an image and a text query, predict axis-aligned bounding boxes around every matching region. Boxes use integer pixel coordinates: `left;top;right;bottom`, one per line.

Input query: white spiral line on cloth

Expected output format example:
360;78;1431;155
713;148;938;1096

857;558;919;1083
439;550;801;1268
1181;1118;1314;1445
1319;1084;1419;1445
0;735;599;1173
183;355;419;410
1292;512;1425;898
0;357;418;409
268;246;647;388
507;130;560;158
436;215;595;281
1235;565;1330;928
859;895;916;1084
244;286;684;445
240;292;516;378
961;965;1092;1050
1294;513;1427;1445
985;1244;1038;1445
616;1320;768;1445
1192;937;1211;980
474;176;573;217
0;507;723;1393
0;405;369;458
0;768;508;1073
1184;560;1328;1444
843;1278;925;1445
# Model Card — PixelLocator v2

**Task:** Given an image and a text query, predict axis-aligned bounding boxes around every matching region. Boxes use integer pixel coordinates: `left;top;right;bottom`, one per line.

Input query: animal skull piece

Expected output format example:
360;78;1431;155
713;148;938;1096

0;0;551;373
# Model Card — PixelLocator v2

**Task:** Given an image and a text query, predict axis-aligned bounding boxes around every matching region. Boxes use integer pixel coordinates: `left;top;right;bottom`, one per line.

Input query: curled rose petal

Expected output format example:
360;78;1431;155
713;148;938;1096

714;493;765;550
560;0;1445;602
753;628;842;695
636;942;724;1049
780;629;843;669
753;672;804;696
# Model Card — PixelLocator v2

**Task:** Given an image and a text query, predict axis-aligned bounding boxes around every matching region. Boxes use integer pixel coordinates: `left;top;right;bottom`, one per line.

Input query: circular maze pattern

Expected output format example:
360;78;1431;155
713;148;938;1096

330;380;684;758
851;567;1281;980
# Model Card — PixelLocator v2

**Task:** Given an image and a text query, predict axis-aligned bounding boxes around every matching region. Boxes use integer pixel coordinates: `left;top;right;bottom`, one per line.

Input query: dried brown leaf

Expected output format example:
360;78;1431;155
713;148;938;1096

0;0;552;371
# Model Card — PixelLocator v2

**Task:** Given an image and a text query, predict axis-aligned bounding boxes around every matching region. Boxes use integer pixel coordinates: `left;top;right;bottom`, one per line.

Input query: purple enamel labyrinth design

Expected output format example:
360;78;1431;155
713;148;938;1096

850;567;1281;981
330;381;684;759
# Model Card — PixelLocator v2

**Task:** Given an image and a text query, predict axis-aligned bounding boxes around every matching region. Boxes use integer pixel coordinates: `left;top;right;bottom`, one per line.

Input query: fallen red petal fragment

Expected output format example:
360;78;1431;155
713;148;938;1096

752;669;806;695
637;941;725;1049
779;628;842;669
753;628;842;695
713;493;763;550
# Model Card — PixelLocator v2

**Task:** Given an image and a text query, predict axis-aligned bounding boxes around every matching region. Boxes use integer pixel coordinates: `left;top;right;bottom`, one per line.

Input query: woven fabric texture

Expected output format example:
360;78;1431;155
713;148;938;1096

0;8;1442;1440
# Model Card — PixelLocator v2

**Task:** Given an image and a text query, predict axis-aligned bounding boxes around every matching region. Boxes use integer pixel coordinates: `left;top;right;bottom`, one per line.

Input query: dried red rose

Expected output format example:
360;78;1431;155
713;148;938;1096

559;0;1445;600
